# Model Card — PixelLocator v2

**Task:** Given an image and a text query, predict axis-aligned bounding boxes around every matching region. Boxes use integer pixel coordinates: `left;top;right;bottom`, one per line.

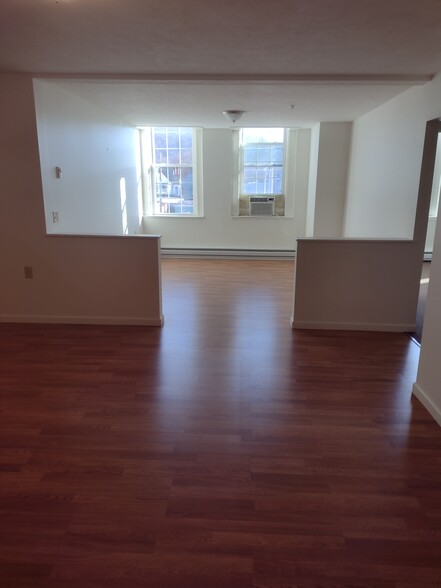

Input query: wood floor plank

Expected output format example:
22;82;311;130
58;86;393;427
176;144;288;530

0;259;440;587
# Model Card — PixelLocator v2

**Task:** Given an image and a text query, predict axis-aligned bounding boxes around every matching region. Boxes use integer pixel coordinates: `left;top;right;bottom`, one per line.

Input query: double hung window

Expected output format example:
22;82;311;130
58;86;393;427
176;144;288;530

141;127;201;216
237;128;286;216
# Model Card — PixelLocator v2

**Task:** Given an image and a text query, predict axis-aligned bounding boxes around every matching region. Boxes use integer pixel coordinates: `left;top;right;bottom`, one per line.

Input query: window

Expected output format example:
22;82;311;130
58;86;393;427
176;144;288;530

237;128;286;216
141;127;202;216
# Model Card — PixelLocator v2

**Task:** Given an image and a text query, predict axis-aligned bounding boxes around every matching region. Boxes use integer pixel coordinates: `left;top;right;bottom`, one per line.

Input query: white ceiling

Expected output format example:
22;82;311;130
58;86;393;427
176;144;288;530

3;0;441;126
48;79;421;128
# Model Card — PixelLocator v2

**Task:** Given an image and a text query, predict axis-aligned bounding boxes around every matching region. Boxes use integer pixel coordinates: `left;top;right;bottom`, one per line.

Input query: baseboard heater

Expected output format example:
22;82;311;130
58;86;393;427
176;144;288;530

161;248;295;260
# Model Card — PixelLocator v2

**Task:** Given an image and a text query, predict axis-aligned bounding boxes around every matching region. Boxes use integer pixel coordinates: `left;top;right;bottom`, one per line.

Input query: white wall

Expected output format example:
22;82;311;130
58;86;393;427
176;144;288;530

414;209;441;425
32;83;352;251
313;122;352;238
306;124;320;237
34;80;142;236
344;78;441;238
0;74;162;325
292;238;420;331
143;128;311;251
1;234;163;325
291;129;311;239
339;71;441;425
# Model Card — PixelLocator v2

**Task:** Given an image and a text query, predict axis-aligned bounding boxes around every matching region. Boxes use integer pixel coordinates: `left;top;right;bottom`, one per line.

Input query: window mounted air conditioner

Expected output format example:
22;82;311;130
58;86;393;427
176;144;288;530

249;197;275;216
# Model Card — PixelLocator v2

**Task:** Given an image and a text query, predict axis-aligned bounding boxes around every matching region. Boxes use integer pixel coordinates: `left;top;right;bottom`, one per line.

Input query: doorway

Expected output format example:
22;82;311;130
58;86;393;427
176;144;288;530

411;119;441;344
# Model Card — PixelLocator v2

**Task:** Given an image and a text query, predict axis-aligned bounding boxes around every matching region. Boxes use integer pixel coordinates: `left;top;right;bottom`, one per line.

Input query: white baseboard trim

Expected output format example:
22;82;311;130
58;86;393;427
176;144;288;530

0;314;164;327
412;381;441;427
291;320;416;332
162;248;295;260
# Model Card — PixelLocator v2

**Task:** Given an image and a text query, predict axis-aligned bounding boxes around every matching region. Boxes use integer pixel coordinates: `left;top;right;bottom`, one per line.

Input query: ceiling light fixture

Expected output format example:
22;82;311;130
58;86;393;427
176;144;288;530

223;110;245;124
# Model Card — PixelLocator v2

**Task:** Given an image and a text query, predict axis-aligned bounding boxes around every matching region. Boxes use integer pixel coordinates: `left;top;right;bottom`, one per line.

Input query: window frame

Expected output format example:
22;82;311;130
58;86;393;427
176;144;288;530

239;128;286;198
233;128;289;217
140;127;203;218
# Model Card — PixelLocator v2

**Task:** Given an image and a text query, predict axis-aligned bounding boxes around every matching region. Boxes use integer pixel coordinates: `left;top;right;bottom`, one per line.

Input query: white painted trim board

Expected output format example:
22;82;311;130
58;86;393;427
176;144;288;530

412;381;441;427
0;315;164;327
291;319;416;332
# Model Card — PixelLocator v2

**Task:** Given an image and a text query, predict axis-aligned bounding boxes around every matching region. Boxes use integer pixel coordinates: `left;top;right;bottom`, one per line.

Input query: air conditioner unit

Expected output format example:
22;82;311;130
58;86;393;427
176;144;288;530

249;197;275;216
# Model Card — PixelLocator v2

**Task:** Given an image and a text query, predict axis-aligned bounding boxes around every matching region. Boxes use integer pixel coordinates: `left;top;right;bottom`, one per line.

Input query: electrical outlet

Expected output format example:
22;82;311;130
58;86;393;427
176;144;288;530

24;266;33;279
52;211;59;223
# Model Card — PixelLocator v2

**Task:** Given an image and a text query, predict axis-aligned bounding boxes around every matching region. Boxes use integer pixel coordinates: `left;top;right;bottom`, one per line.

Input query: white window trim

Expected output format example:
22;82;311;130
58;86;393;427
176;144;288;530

231;129;240;217
239;129;286;198
140;127;203;218
232;128;296;218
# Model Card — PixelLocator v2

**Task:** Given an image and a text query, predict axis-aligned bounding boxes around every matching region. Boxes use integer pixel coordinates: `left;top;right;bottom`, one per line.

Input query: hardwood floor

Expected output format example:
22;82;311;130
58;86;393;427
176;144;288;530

1;259;440;587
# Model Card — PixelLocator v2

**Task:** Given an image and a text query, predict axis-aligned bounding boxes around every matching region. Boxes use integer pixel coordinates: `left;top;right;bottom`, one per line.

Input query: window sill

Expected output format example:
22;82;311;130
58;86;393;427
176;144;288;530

143;214;204;219
232;215;293;219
